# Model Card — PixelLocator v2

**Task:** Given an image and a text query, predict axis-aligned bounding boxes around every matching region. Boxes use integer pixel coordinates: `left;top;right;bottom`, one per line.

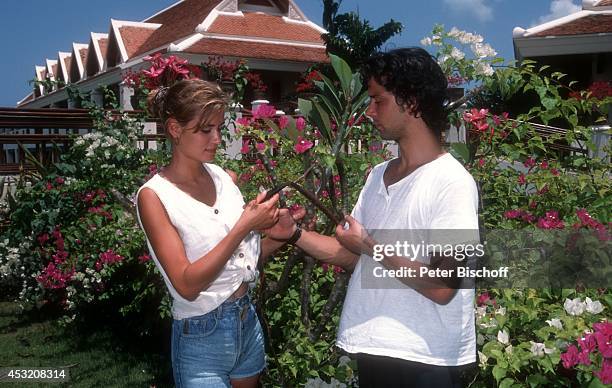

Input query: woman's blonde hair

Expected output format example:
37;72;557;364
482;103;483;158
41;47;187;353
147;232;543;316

147;79;228;131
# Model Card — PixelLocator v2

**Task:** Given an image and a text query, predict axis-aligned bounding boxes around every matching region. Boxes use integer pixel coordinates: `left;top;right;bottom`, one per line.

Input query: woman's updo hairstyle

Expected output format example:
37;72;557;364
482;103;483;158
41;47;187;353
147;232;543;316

147;79;228;131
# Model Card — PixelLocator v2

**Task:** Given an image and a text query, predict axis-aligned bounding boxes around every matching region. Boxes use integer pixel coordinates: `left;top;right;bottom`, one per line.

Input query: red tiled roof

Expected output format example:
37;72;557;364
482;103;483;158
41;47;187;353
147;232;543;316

79;48;88;65
119;26;158;58
134;0;222;57
534;15;612;36
208;12;323;43
597;0;612;6
184;38;328;63
63;55;72;78
99;38;108;58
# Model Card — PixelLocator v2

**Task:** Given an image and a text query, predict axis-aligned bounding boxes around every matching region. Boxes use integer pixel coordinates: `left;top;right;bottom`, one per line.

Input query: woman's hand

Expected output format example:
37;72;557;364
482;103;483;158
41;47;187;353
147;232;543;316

238;192;280;231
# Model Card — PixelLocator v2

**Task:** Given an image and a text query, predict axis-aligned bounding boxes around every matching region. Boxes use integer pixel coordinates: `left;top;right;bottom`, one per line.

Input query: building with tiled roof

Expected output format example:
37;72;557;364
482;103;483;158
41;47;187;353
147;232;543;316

513;0;612;87
19;0;328;109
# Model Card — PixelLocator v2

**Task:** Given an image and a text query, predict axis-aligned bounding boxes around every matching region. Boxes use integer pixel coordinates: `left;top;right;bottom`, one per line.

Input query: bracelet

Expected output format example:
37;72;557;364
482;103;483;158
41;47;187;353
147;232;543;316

286;226;302;245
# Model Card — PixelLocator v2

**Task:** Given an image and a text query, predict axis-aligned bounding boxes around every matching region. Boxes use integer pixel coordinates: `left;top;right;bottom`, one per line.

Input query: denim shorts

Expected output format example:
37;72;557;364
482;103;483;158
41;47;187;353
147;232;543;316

171;293;266;387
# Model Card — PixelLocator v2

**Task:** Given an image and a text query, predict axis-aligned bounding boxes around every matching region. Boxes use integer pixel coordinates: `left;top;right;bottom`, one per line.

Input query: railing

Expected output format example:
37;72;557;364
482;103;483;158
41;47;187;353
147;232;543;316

0;107;164;175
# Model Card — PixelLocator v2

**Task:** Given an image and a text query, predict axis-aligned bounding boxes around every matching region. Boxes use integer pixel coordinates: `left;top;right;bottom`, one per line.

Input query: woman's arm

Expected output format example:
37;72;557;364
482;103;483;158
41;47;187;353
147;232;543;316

138;188;279;301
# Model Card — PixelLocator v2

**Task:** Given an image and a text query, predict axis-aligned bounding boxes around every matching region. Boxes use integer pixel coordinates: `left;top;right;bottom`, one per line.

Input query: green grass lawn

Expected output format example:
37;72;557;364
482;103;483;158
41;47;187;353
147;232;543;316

0;301;173;387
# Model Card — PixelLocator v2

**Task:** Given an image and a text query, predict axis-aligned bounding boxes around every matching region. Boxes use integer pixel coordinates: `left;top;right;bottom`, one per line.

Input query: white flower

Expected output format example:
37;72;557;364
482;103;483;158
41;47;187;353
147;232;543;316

473;61;494;77
450;47;465;60
448;27;462;38
546;318;563;330
505;344;513;354
471;43;497;58
495;306;506;316
457;31;483;45
432;34;443;46
420;37;432;46
585;297;604;314
476;306;487;319
530;341;554;357
497;330;509;345
478;351;488;367
564;298;586;316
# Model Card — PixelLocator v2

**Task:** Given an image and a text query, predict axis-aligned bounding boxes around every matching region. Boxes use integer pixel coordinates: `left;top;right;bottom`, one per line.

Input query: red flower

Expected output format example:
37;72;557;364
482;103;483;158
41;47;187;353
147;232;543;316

518;174;526;185
296;117;306;131
523;157;536;169
536;210;565;229
561;344;580;369
294;136;313;154
278;115;290;130
138;254;151;263
252;104;277;120
540;160;549;169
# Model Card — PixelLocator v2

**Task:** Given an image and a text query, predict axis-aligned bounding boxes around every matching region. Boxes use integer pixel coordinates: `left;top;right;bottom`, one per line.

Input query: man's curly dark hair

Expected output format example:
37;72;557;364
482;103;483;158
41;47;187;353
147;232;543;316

361;47;449;138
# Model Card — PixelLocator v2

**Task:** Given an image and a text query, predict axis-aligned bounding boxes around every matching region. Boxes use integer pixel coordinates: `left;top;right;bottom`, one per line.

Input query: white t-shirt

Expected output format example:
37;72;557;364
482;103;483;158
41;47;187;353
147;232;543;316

136;163;260;320
336;153;478;366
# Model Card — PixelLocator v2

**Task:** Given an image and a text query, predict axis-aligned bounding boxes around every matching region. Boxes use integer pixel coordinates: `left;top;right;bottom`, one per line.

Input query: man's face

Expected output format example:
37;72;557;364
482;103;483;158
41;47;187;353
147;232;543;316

365;78;410;141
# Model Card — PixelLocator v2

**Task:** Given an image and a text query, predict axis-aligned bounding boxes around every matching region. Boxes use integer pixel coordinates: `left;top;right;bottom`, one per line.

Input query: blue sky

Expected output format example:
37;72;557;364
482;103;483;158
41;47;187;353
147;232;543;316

0;0;583;106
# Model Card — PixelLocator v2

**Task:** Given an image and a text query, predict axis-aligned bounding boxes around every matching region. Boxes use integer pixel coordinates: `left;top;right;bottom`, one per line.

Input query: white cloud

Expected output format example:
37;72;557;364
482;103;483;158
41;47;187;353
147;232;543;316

533;0;581;26
443;0;494;23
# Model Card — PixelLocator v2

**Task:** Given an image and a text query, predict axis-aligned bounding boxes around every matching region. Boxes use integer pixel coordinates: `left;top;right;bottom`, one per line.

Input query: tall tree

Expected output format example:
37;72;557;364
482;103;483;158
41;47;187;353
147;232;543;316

321;0;403;68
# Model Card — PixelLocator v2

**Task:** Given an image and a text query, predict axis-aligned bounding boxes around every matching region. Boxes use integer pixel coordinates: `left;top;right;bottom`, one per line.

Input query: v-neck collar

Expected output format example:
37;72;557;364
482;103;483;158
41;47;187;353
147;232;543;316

156;163;220;209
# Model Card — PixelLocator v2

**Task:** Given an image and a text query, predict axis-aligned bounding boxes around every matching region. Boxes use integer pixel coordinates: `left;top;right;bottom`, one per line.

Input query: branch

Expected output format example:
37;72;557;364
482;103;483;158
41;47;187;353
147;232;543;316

300;255;316;329
309;271;350;341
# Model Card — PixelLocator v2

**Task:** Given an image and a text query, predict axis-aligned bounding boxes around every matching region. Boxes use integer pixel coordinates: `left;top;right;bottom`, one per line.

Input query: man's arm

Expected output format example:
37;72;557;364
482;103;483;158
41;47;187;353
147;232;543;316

337;215;461;305
296;229;360;271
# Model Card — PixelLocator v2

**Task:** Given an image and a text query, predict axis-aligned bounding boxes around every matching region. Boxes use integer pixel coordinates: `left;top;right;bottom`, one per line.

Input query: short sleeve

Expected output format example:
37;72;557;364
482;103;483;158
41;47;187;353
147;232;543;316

429;176;479;230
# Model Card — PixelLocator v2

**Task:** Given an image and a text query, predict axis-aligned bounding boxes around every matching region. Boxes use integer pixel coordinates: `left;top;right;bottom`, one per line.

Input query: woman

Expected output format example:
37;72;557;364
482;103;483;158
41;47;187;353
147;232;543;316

136;79;299;387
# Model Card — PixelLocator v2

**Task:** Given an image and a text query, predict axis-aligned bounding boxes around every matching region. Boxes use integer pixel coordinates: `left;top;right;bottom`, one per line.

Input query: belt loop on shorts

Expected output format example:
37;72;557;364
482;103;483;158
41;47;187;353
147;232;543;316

183;319;189;335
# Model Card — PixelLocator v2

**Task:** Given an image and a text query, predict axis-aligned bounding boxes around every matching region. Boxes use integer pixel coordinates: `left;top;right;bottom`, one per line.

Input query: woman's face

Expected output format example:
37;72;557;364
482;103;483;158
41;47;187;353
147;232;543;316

175;110;225;162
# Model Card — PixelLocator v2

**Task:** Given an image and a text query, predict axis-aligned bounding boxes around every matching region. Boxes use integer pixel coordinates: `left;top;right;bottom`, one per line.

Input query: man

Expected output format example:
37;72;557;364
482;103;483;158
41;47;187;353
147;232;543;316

283;47;479;387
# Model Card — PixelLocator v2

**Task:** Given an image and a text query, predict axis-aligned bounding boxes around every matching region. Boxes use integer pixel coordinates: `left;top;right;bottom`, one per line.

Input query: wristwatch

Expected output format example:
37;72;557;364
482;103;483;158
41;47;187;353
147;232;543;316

286;225;302;245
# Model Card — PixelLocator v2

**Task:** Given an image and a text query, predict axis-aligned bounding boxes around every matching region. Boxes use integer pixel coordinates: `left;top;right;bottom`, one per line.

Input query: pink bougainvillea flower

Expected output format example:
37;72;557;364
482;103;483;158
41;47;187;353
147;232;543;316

536;210;565;229
540;160;549;169
595;358;612;385
252;104;277;119
478;158;485;168
551;168;560;176
278;115;290;129
256;142;266;152
504;209;522;219
236;117;251;127
518;173;526;185
294;136;313;154
476;292;495;306
521;212;536;223
240;140;251;154
138;254;151;264
524;157;536;169
296;117;306;131
561;344;580;369
37;233;49;246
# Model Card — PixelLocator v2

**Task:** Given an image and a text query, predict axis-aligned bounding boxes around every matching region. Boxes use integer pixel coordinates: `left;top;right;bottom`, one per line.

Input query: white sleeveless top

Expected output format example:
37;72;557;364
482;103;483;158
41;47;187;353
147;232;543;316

135;163;260;320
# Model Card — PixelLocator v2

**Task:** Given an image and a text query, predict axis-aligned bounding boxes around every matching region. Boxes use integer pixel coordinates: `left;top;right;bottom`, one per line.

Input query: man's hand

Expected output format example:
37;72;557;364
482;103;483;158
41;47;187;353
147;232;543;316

264;206;307;241
335;215;372;255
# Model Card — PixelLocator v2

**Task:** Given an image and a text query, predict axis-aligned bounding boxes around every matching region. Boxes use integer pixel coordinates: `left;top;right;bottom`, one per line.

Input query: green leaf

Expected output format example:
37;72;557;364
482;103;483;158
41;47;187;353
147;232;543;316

492;365;507;382
449;143;471;164
298;98;313;118
330;53;353;97
499;378;514;388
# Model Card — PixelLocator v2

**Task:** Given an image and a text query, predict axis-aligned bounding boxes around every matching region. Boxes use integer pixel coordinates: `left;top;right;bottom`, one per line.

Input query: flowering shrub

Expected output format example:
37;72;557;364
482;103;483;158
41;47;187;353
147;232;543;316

424;26;611;386
2;28;609;387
